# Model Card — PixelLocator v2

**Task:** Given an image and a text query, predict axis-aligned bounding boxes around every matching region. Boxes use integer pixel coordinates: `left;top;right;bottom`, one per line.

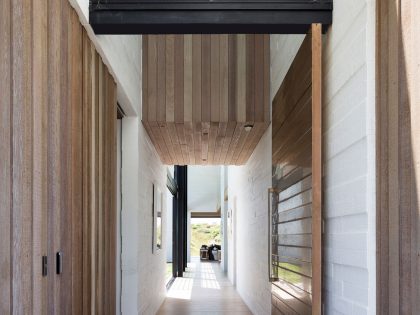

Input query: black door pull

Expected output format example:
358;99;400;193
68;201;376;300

42;256;48;276
56;252;63;275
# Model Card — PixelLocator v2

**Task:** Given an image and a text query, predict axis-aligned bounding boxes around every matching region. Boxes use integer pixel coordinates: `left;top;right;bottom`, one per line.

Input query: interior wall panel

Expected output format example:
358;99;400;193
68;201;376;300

0;0;11;312
142;34;270;165
377;0;420;313
270;27;322;315
0;0;117;313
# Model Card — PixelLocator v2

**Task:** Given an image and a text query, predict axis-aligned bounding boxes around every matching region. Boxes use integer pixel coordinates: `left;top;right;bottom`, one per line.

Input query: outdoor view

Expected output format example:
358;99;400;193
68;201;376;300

191;218;221;257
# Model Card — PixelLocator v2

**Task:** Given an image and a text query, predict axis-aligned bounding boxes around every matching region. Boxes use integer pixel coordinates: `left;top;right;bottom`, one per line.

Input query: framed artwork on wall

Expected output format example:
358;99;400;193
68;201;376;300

153;184;163;253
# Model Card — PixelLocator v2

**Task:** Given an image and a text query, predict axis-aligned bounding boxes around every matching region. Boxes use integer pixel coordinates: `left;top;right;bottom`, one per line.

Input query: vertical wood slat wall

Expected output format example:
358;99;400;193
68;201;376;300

377;0;420;313
0;0;117;314
142;34;270;165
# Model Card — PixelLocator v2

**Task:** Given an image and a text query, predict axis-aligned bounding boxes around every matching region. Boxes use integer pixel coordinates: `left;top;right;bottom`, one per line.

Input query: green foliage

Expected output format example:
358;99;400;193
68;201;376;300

190;223;221;256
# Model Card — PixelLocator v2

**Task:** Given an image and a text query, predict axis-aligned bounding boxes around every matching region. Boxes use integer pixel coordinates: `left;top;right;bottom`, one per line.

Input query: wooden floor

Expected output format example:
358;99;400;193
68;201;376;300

157;258;252;315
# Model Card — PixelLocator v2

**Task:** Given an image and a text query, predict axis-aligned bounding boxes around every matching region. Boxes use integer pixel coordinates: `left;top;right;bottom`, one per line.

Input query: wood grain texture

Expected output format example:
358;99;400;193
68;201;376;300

377;0;420;313
142;35;270;165
271;30;322;315
0;0;11;313
70;10;83;315
12;1;34;313
311;23;322;315
82;32;93;314
0;1;117;313
32;0;48;313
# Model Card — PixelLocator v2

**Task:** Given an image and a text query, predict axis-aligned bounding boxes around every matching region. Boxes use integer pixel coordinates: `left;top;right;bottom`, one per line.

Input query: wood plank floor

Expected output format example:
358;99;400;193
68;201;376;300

157;258;252;315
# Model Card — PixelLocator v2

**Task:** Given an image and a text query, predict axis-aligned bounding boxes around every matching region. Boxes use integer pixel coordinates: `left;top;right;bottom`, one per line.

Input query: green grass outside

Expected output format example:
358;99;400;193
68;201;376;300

190;223;221;257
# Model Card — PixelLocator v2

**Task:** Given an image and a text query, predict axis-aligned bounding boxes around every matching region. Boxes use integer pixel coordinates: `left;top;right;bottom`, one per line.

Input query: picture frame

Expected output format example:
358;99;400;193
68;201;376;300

153;184;163;253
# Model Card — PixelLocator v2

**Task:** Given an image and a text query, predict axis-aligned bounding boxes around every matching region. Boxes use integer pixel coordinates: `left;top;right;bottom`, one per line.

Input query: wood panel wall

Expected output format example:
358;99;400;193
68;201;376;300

142;35;270;165
0;0;117;314
270;26;322;315
377;0;420;313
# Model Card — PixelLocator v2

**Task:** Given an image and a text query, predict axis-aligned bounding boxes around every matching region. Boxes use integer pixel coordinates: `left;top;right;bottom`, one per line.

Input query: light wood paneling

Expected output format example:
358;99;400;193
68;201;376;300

142;35;270;165
271;28;322;315
377;0;420;313
0;1;117;313
311;23;322;315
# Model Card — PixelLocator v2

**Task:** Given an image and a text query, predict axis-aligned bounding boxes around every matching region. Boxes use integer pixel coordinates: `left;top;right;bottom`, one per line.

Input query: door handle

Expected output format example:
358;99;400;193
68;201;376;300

268;188;279;282
42;256;48;276
56;252;63;275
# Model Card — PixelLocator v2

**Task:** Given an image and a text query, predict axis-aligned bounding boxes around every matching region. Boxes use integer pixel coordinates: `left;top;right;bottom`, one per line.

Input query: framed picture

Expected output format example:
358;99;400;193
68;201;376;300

153;184;163;253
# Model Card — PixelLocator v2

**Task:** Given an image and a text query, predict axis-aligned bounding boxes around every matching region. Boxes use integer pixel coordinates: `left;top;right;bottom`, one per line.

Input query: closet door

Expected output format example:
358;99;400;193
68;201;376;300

45;2;85;313
269;24;322;315
81;31;118;315
0;0;117;313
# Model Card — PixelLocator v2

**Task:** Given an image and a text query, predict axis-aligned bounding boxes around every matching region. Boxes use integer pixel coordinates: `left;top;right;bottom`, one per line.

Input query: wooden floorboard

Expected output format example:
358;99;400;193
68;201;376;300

158;258;252;315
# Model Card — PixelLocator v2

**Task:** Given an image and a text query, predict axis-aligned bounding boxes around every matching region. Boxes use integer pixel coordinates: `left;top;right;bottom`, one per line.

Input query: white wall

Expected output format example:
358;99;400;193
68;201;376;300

121;118;140;314
228;126;272;315
121;119;169;315
322;0;376;313
137;124;168;315
116;120;122;314
120;105;168;315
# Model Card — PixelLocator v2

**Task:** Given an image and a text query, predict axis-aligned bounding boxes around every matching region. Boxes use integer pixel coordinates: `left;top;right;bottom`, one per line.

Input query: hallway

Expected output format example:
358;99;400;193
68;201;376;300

158;258;251;315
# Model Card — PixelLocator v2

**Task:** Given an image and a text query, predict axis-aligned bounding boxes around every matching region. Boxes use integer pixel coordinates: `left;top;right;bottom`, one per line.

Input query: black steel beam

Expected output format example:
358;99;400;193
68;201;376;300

89;1;332;34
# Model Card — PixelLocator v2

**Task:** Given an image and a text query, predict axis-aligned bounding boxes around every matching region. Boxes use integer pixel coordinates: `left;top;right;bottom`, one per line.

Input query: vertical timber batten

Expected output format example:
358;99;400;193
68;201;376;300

311;23;322;315
0;1;118;313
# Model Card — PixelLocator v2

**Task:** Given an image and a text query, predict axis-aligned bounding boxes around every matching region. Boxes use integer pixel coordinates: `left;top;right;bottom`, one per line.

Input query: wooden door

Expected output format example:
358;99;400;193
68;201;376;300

269;24;322;315
0;0;117;313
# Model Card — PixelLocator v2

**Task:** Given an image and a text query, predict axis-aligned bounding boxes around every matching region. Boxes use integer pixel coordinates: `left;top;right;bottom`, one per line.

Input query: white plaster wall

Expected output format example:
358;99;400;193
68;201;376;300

117;120;122;314
121;118;141;314
137;124;168;315
121;97;167;315
121;118;168;315
228;126;272;315
68;0;141;116
322;0;376;313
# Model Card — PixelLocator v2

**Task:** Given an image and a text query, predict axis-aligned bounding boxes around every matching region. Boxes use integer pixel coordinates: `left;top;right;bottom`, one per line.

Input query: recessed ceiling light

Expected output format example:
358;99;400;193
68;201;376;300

244;124;254;132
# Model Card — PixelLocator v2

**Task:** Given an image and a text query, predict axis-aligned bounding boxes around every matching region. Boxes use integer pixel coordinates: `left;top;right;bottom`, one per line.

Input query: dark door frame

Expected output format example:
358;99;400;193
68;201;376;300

173;165;188;278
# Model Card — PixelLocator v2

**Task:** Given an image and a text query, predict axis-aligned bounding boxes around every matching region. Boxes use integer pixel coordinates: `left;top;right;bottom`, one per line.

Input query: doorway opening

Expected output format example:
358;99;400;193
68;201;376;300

190;217;221;262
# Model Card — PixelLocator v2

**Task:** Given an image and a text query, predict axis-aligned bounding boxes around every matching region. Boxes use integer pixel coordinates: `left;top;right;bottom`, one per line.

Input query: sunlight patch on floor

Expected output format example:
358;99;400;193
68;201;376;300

166;277;194;300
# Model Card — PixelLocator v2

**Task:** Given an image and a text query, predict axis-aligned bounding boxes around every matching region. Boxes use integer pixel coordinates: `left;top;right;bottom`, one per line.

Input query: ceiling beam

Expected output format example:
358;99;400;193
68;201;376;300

89;1;332;34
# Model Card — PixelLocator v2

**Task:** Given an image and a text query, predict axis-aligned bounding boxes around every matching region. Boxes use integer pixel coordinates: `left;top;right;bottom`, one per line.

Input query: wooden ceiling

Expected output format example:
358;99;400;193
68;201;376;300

142;35;270;165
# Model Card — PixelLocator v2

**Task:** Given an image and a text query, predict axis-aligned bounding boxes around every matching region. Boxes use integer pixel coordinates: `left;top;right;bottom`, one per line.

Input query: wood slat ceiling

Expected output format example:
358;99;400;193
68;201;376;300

142;34;270;165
